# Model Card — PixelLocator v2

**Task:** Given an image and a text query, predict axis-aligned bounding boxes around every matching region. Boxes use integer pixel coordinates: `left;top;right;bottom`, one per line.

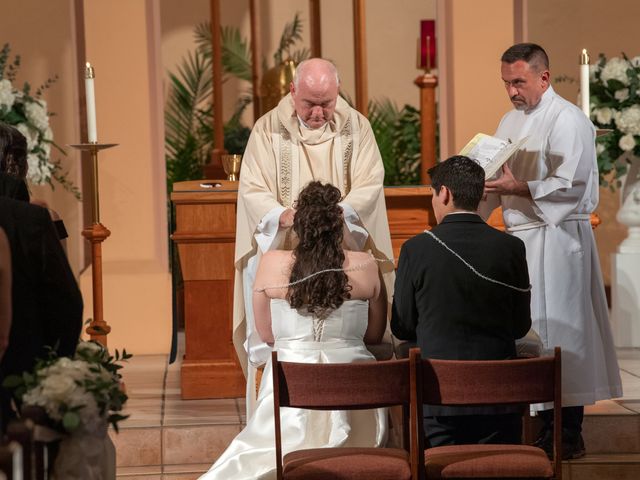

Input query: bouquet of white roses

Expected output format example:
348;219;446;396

0;43;80;198
590;53;640;188
4;340;130;434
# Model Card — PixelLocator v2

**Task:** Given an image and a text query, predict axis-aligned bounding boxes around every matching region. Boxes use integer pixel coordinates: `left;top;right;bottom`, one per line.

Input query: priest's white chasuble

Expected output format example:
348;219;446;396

234;94;394;411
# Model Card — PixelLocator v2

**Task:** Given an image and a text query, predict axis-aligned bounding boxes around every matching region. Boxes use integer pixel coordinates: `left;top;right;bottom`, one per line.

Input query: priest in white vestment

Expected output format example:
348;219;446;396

480;43;622;459
234;58;394;414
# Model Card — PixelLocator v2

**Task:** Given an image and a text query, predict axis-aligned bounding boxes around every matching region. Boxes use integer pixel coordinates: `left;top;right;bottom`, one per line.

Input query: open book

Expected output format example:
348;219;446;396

459;133;528;179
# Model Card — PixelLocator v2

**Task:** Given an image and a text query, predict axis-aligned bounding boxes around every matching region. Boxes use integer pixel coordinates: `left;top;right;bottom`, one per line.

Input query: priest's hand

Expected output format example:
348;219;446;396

484;164;531;198
279;208;295;228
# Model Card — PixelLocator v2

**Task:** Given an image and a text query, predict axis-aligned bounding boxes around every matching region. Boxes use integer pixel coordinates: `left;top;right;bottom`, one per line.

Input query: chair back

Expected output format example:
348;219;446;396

0;441;23;480
418;347;562;479
21;406;54;480
272;350;421;479
6;420;33;480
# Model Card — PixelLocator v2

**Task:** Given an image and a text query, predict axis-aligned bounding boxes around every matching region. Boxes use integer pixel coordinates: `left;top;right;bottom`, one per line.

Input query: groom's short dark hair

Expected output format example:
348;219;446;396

428;155;485;211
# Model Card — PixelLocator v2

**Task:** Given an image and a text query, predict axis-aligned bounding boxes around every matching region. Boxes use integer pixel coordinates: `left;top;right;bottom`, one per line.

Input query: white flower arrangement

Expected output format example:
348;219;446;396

3;341;131;434
590;53;640;188
0;43;80;198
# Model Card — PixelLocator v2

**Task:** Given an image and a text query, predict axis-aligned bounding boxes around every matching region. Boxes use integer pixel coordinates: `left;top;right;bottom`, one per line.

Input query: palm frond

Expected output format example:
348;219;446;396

194;22;212;59
221;26;252;82
165;49;213;186
290;48;311;65
369;98;400;183
274;12;304;65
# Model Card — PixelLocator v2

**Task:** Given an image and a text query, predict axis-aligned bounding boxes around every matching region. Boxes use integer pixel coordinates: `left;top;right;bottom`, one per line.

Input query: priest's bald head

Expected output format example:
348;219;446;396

290;58;340;129
500;43;550;112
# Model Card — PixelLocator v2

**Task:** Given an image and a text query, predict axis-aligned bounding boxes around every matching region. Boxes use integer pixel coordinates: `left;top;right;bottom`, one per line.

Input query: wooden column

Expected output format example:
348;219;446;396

249;0;261;121
209;0;225;177
415;73;438;184
309;0;322;58
352;0;368;116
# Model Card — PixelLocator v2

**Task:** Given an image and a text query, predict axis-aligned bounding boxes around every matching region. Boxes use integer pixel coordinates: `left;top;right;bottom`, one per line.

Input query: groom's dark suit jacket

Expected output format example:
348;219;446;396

0;196;83;429
391;213;531;415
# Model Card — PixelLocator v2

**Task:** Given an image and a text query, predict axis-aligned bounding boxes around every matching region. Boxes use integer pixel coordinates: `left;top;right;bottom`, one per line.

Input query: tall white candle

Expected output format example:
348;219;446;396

85;62;97;143
580;49;590;118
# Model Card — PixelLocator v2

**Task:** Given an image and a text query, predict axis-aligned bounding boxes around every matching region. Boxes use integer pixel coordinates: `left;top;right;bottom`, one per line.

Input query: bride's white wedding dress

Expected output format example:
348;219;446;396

200;299;387;480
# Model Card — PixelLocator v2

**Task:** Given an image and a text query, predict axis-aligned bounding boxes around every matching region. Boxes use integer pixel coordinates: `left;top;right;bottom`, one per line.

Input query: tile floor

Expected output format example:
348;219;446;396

112;338;640;479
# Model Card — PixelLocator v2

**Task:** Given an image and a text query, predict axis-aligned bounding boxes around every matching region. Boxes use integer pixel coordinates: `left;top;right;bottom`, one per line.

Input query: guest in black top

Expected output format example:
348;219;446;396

0;192;83;431
391;155;532;447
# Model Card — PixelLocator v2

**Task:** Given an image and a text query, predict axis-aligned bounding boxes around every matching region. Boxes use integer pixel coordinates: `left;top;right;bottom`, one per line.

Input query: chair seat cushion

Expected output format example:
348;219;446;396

425;444;554;478
283;447;411;480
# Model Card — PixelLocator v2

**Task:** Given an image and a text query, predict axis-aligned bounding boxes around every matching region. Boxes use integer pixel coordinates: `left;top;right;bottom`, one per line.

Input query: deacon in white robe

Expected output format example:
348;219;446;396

481;43;621;456
233;58;394;413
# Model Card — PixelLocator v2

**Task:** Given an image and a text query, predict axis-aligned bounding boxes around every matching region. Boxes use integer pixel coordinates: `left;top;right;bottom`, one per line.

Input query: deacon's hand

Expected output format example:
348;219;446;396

279;208;295;228
484;163;531;198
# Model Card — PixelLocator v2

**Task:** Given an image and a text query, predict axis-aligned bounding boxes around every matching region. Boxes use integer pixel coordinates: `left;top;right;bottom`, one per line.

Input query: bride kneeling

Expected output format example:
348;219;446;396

200;181;388;480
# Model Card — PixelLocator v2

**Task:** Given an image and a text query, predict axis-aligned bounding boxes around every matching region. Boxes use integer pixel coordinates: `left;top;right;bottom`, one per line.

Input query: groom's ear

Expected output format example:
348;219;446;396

441;186;453;206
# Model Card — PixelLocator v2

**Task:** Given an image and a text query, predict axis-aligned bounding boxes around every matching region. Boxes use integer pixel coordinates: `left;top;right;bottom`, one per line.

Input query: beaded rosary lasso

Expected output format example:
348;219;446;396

254;254;392;293
254;254;393;342
423;229;532;293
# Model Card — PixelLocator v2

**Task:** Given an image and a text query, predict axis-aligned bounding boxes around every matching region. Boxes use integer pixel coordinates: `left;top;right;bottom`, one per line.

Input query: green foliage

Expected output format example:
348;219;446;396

0;43;80;199
165;15;310;192
274;13;310;66
3;341;131;434
369;99;423;185
165;49;213;190
590;53;640;189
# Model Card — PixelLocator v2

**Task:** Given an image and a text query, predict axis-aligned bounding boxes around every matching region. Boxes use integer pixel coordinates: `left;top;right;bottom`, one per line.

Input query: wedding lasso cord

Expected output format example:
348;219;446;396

423;230;532;293
255;255;393;293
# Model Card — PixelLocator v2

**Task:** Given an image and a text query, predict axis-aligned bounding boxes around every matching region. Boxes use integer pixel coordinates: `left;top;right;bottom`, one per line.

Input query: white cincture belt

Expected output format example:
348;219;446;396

274;339;363;350
506;213;591;233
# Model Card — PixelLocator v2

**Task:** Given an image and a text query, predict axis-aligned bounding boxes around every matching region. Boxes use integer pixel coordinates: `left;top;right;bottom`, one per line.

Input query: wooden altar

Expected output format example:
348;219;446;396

171;181;436;399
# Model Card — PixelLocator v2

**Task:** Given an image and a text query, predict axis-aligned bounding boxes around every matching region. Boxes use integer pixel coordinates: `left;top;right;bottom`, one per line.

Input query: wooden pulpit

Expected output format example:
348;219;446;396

171;180;245;399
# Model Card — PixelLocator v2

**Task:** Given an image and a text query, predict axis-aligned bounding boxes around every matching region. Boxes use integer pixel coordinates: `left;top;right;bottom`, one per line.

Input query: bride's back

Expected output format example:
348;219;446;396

256;249;380;302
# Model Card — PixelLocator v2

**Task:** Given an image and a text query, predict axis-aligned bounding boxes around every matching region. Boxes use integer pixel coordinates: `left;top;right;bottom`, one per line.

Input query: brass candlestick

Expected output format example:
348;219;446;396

70;142;118;346
222;154;242;181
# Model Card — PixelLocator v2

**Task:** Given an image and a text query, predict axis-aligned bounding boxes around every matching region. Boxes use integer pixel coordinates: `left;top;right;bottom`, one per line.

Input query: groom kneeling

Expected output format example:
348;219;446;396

391;155;532;446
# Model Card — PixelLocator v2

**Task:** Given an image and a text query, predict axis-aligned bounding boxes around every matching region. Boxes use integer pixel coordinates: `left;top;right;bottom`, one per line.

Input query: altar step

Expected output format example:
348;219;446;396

112;348;640;479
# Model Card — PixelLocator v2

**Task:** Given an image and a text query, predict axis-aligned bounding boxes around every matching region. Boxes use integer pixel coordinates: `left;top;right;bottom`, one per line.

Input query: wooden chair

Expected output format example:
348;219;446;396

417;347;562;479
6;419;34;480
21;405;56;480
272;350;421;480
0;441;22;480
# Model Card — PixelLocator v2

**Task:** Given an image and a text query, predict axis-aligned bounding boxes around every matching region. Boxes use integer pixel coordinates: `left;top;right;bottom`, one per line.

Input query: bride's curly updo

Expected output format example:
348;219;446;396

286;181;351;318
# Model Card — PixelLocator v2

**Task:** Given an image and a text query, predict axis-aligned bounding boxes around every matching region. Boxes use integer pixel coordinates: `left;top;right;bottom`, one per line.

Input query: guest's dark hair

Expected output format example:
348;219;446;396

501;43;549;72
287;181;351;318
428;155;485;211
0;123;28;180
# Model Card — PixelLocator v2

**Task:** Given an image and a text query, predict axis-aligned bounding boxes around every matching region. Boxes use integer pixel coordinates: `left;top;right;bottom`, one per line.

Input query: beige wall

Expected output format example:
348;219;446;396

0;0;84;276
160;0;435;126
437;0;515;158
80;0;171;354
527;0;640;284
